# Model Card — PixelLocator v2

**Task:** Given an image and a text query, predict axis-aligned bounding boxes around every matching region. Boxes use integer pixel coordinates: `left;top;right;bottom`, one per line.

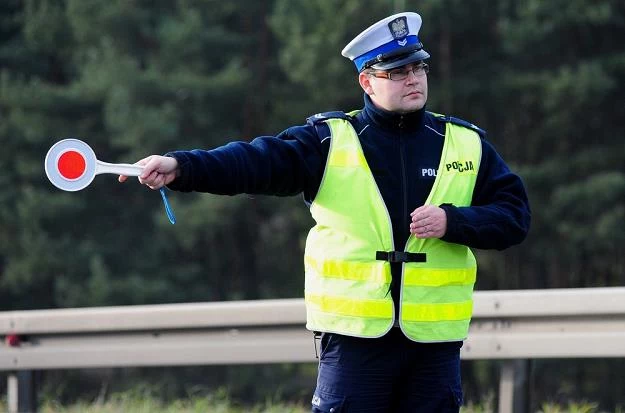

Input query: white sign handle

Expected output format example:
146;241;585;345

95;161;144;177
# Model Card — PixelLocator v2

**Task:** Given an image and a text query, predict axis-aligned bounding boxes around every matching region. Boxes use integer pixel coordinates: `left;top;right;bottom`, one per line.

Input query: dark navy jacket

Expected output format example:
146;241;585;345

167;94;531;306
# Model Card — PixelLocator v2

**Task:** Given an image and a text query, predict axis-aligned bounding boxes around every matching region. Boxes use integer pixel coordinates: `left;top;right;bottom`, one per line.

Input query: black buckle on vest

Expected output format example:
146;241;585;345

376;251;426;263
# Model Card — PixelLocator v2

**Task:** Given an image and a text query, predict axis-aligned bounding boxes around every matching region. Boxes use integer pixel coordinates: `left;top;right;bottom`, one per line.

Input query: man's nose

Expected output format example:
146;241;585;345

405;70;420;83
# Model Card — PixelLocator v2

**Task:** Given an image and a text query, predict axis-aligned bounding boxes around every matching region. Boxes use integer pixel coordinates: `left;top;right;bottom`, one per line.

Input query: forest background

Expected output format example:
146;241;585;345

1;0;624;410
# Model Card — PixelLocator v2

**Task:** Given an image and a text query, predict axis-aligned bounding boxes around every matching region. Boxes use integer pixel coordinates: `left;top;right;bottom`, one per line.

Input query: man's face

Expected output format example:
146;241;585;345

358;62;429;114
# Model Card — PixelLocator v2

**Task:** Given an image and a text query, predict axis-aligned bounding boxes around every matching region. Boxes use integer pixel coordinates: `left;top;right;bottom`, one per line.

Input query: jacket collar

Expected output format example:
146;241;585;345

362;93;426;132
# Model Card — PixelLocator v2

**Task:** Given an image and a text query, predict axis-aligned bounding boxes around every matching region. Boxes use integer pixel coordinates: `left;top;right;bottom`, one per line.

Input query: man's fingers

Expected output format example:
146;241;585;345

411;212;429;225
139;156;160;180
408;205;447;239
139;169;157;185
118;156;153;184
117;155;176;190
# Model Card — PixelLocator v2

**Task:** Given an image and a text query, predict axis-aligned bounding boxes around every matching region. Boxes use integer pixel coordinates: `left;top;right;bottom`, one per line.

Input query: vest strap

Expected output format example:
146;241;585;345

376;251;426;263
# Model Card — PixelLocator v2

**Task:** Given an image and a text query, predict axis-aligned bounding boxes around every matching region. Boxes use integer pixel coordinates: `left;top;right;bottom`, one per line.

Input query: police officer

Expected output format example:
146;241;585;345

120;11;530;413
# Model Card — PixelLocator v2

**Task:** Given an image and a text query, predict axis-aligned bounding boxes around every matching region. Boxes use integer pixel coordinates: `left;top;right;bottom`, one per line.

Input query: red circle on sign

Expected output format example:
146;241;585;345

57;150;86;180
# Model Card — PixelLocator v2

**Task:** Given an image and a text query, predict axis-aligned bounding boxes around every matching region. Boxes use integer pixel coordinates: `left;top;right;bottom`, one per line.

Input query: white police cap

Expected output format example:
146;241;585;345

342;12;430;72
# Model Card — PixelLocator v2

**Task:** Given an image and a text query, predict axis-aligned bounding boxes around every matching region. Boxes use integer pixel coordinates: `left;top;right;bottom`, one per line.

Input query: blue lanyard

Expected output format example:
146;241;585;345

159;188;176;224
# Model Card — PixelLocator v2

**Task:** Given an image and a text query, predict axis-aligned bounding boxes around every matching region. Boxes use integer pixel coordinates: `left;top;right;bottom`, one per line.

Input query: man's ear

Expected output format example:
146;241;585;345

359;72;374;96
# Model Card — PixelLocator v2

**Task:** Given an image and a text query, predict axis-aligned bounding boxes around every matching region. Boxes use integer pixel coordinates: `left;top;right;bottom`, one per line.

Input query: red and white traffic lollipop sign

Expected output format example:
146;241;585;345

45;138;143;191
44;138;176;223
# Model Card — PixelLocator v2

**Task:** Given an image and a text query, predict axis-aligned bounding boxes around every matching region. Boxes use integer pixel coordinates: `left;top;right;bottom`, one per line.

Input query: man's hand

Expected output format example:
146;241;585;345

118;155;179;190
409;205;447;239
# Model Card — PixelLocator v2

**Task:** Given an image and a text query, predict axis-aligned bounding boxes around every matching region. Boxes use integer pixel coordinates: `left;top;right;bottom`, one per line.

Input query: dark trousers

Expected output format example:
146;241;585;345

311;328;463;412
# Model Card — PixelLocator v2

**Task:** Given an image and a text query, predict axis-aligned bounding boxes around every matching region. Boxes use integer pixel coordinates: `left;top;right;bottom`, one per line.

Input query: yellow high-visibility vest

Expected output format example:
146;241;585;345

304;113;481;342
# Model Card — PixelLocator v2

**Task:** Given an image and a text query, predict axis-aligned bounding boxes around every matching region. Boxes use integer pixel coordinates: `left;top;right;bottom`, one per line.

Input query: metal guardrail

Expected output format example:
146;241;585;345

2;287;625;412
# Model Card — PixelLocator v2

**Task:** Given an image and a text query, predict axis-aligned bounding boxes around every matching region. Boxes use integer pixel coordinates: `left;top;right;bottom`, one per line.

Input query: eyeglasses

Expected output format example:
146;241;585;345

368;63;429;81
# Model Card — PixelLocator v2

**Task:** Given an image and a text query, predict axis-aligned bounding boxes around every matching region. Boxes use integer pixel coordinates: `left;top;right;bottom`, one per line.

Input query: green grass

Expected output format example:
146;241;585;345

1;392;622;413
37;399;309;413
1;391;310;413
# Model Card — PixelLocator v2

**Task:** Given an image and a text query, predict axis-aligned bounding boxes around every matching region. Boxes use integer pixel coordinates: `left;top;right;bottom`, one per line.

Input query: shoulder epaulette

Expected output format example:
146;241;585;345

430;112;487;138
306;111;353;126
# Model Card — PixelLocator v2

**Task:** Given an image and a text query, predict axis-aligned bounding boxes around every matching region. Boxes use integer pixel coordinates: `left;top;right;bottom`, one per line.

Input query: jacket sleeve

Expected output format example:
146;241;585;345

164;125;326;197
440;139;531;250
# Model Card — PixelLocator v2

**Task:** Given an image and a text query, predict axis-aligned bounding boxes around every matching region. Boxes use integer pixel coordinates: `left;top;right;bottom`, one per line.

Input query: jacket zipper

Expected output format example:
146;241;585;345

398;115;408;250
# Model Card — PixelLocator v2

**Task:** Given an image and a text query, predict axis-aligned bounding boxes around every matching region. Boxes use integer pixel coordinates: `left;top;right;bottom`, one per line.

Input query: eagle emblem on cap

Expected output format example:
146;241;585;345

388;17;408;40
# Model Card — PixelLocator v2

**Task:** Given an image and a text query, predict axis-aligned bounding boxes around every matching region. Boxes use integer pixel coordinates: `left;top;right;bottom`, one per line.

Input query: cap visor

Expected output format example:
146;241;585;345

370;49;430;71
